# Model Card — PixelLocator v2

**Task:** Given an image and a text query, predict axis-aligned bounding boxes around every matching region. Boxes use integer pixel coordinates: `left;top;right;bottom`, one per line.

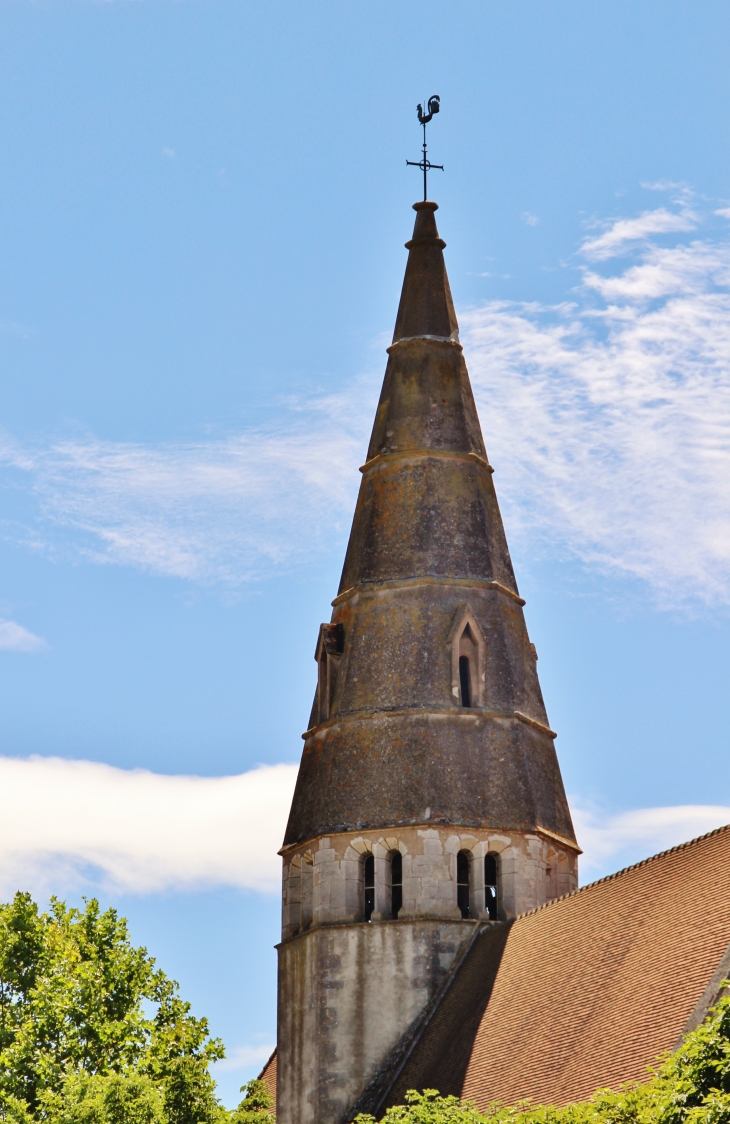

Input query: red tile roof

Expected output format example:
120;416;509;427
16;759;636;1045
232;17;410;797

258;1049;277;1110
386;824;730;1109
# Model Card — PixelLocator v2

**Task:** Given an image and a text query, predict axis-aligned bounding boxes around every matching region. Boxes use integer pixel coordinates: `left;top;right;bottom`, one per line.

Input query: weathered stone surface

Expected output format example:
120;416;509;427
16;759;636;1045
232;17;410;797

284;201;575;852
339;453;516;590
277;920;472;1124
281;826;578;941
391;201;459;344
276;199;579;1124
288;714;572;845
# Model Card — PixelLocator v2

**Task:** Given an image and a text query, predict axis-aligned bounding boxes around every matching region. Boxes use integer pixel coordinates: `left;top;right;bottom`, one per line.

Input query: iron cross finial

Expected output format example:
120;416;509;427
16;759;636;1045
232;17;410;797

407;95;444;202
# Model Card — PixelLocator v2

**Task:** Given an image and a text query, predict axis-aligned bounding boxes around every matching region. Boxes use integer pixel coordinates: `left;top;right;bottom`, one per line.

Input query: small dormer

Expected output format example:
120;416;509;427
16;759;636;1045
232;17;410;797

315;622;345;724
447;604;486;708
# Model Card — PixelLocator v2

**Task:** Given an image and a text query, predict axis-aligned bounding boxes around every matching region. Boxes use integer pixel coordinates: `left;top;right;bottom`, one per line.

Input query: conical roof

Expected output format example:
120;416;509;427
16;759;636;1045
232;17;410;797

391;201;459;343
283;202;576;851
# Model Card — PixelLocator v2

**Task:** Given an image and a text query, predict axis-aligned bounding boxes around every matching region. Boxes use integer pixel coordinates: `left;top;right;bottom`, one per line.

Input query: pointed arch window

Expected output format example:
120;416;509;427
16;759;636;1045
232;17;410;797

458;625;478;708
448;606;486;709
484;853;499;920
315;623;344;725
457;850;471;919
390;851;402;919
459;654;472;707
363;854;375;923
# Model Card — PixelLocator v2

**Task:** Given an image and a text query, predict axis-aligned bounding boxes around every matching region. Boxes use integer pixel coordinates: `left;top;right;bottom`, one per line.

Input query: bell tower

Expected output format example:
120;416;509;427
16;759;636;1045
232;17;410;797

276;200;579;1124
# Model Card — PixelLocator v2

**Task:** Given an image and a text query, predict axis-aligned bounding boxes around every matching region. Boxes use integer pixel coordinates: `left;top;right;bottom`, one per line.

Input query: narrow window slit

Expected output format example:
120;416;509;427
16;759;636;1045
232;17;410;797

451;611;484;709
390;851;402;919
363;854;375;922
459;656;472;707
457;850;470;918
484;853;498;920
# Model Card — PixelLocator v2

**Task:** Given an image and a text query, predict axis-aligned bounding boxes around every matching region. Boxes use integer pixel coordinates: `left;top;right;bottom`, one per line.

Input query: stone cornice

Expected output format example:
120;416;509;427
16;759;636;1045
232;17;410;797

302;704;556;741
279;819;577;858
533;825;583;855
332;574;524;608
359;448;493;475
513;710;558;738
388;333;460;349
276;914;481;944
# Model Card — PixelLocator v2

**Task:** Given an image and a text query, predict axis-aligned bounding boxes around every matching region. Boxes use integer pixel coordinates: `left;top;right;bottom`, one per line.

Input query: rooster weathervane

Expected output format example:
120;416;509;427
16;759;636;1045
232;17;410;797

407;95;443;201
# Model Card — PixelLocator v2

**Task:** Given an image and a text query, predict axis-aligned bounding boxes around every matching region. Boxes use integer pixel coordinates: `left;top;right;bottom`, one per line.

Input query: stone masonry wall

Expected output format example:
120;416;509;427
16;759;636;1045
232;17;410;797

281;825;578;941
277;918;474;1124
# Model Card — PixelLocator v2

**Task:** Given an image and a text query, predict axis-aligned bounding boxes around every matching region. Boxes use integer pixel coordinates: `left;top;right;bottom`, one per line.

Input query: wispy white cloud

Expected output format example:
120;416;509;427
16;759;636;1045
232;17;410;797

461;207;730;607
2;196;730;606
582;239;730;301
0;755;298;897
580;205;696;260
214;1043;276;1073
641;180;690;193
574;801;730;881
0;619;46;653
0;409;368;583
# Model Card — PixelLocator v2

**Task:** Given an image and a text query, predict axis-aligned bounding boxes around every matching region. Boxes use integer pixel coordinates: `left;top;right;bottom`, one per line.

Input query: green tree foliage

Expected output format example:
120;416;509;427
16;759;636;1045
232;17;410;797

229;1081;274;1124
0;892;226;1124
355;989;730;1124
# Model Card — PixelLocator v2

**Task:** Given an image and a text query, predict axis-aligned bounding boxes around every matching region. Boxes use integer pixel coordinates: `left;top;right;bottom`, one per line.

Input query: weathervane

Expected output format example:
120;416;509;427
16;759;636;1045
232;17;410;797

407;95;443;202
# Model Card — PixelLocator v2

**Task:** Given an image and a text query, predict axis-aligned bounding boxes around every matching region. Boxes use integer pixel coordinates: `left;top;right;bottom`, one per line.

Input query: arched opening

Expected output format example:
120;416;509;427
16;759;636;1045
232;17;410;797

484;852;499;920
363;854;375;922
390;851;402;919
458;624;478;708
449;606;486;710
457;850;471;918
458;656;472;707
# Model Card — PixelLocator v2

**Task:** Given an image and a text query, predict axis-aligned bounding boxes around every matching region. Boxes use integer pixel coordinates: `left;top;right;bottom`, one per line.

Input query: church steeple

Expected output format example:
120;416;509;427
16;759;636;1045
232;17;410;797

283;201;575;856
276;201;579;1124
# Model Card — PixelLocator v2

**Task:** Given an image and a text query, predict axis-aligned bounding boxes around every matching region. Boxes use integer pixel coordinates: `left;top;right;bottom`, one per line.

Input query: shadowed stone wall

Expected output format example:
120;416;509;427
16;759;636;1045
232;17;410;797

276;919;473;1124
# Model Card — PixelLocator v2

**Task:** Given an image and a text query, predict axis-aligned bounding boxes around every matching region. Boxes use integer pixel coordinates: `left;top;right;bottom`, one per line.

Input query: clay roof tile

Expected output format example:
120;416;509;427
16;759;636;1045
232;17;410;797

386;823;730;1109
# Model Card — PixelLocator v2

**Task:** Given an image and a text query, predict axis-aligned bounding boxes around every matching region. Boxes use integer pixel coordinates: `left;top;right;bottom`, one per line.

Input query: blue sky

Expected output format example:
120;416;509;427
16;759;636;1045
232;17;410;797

2;0;730;1106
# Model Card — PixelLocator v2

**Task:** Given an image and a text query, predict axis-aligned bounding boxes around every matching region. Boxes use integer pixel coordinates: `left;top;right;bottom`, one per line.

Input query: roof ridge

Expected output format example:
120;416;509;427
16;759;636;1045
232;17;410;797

514;819;730;921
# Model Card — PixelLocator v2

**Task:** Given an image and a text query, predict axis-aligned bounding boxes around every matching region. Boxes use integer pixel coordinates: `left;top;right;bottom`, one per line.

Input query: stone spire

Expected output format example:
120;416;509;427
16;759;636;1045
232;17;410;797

276;202;579;1124
283;201;576;854
391;200;459;342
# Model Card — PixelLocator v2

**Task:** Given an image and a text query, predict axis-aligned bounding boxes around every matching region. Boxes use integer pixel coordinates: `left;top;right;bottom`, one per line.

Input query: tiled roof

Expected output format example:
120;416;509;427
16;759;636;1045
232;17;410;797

258;1049;277;1110
386;824;730;1109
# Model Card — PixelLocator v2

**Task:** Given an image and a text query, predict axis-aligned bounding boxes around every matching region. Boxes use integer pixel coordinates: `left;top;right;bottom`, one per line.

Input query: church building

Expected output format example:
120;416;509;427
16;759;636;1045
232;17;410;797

260;198;730;1124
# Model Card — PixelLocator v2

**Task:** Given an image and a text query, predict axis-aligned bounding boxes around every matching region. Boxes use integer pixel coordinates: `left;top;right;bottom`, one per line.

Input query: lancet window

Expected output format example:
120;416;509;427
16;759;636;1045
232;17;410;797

449;606;486;709
457;850;471;919
458;627;477;707
363;854;375;922
390;851;402;919
459;653;472;707
484;852;499;920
